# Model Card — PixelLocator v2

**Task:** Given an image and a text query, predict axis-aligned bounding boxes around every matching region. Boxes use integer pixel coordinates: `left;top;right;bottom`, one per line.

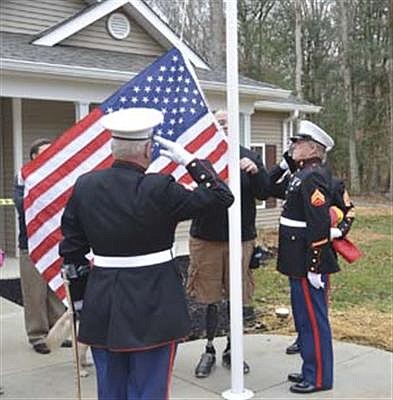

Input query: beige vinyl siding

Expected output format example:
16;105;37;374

21;100;75;163
251;110;288;228
0;0;83;35
62;10;165;56
0;98;16;256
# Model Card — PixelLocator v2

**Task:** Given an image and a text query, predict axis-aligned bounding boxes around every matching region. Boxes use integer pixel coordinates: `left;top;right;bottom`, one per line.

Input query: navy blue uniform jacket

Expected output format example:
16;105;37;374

269;160;340;277
59;159;234;350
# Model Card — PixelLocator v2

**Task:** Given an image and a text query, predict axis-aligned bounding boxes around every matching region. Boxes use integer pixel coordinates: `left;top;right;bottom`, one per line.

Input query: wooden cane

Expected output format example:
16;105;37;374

62;270;82;400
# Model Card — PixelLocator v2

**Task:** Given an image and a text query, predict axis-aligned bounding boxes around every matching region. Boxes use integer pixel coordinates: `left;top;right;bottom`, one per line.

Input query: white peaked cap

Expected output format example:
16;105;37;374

101;108;164;140
293;120;335;151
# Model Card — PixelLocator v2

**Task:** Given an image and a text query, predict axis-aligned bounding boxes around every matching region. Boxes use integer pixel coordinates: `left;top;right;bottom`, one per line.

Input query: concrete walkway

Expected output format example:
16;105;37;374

0;295;392;400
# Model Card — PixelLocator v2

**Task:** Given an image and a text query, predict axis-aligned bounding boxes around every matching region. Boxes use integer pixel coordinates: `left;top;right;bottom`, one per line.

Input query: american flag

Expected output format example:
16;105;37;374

21;48;228;303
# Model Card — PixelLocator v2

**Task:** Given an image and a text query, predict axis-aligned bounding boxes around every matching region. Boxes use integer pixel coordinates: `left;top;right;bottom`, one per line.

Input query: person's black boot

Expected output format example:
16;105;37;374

286;340;300;355
195;346;216;378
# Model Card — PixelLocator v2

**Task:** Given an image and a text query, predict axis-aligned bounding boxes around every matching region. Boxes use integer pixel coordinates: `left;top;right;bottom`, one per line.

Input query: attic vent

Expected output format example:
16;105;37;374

107;13;131;40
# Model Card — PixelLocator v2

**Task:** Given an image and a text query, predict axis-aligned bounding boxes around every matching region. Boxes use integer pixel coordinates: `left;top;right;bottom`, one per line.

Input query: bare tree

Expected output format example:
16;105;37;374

207;0;226;68
338;0;360;193
295;0;303;99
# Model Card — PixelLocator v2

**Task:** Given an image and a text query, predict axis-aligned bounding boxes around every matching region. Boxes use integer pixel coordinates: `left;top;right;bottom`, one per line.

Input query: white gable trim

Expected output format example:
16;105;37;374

255;100;321;113
33;0;129;46
32;0;209;70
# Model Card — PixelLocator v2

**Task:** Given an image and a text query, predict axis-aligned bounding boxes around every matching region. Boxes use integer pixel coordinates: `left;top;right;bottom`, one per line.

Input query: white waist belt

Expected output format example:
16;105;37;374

280;216;307;228
93;248;175;268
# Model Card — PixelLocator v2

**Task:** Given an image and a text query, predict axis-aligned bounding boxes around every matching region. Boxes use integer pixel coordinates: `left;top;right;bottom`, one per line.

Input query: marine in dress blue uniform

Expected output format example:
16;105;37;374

59;108;234;400
269;120;341;394
271;153;356;358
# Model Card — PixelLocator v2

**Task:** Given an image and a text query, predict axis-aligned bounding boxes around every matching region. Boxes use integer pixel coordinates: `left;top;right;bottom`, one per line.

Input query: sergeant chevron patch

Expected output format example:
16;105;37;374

311;189;326;206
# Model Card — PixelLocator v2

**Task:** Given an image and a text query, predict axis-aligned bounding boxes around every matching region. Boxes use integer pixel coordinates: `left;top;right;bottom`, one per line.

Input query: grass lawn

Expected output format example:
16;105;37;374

252;204;393;351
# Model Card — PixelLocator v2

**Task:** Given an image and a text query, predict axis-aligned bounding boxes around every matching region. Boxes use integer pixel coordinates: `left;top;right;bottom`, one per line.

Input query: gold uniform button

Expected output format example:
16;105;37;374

206;182;211;188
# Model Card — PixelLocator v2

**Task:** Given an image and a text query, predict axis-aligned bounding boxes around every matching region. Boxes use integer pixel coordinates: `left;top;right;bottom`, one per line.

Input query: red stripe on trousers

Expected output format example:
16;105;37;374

301;278;323;388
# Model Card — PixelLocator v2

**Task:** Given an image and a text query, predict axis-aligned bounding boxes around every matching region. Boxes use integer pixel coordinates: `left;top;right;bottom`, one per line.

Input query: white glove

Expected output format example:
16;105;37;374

279;158;289;170
154;136;194;166
307;272;325;289
330;227;342;240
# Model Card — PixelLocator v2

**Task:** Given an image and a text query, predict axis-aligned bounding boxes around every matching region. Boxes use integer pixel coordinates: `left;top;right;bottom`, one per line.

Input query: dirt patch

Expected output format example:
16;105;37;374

330;308;392;351
248;305;392;352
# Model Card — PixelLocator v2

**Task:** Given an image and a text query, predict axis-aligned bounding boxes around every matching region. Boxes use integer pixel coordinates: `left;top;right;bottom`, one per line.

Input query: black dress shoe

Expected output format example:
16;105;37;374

195;352;216;378
290;381;331;394
288;373;303;383
61;339;72;348
222;349;250;374
286;341;300;354
33;342;51;354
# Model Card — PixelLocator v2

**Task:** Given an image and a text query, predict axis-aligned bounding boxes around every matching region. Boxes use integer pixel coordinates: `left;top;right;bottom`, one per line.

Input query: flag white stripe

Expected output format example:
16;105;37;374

25;143;111;224
35;244;59;274
169;133;225;180
49;273;64;292
25;119;105;187
28;211;62;253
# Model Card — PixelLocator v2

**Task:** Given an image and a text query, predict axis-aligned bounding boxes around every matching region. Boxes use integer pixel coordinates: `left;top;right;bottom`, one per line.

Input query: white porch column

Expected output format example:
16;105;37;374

74;102;90;121
241;112;252;148
12;98;23;256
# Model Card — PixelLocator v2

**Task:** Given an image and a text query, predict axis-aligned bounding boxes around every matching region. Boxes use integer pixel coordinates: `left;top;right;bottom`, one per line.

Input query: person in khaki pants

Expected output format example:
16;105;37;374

14;138;67;354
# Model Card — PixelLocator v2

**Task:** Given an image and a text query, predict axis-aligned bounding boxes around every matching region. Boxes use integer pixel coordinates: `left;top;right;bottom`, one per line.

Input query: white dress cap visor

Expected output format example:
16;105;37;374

293;120;334;151
101;108;164;140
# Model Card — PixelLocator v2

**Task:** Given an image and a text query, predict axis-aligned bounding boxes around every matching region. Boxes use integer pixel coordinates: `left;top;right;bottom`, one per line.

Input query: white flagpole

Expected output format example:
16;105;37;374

222;0;253;399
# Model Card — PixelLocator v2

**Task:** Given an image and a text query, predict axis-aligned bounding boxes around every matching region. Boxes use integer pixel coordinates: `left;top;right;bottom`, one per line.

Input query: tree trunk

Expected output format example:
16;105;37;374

208;0;226;69
295;0;303;99
339;0;360;193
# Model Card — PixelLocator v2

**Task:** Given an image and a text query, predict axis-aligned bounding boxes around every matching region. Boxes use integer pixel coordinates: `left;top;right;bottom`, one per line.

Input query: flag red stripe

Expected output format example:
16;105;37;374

220;166;228;181
160;123;217;175
30;228;62;263
185;123;217;153
55;284;66;302
26;155;113;237
22;108;104;178
42;258;62;283
26;187;73;237
24;131;111;210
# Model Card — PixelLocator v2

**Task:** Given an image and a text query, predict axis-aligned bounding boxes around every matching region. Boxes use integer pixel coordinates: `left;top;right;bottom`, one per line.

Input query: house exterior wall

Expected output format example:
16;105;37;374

62;8;165;56
0;0;83;35
251;110;287;229
21;100;76;163
0;98;15;255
